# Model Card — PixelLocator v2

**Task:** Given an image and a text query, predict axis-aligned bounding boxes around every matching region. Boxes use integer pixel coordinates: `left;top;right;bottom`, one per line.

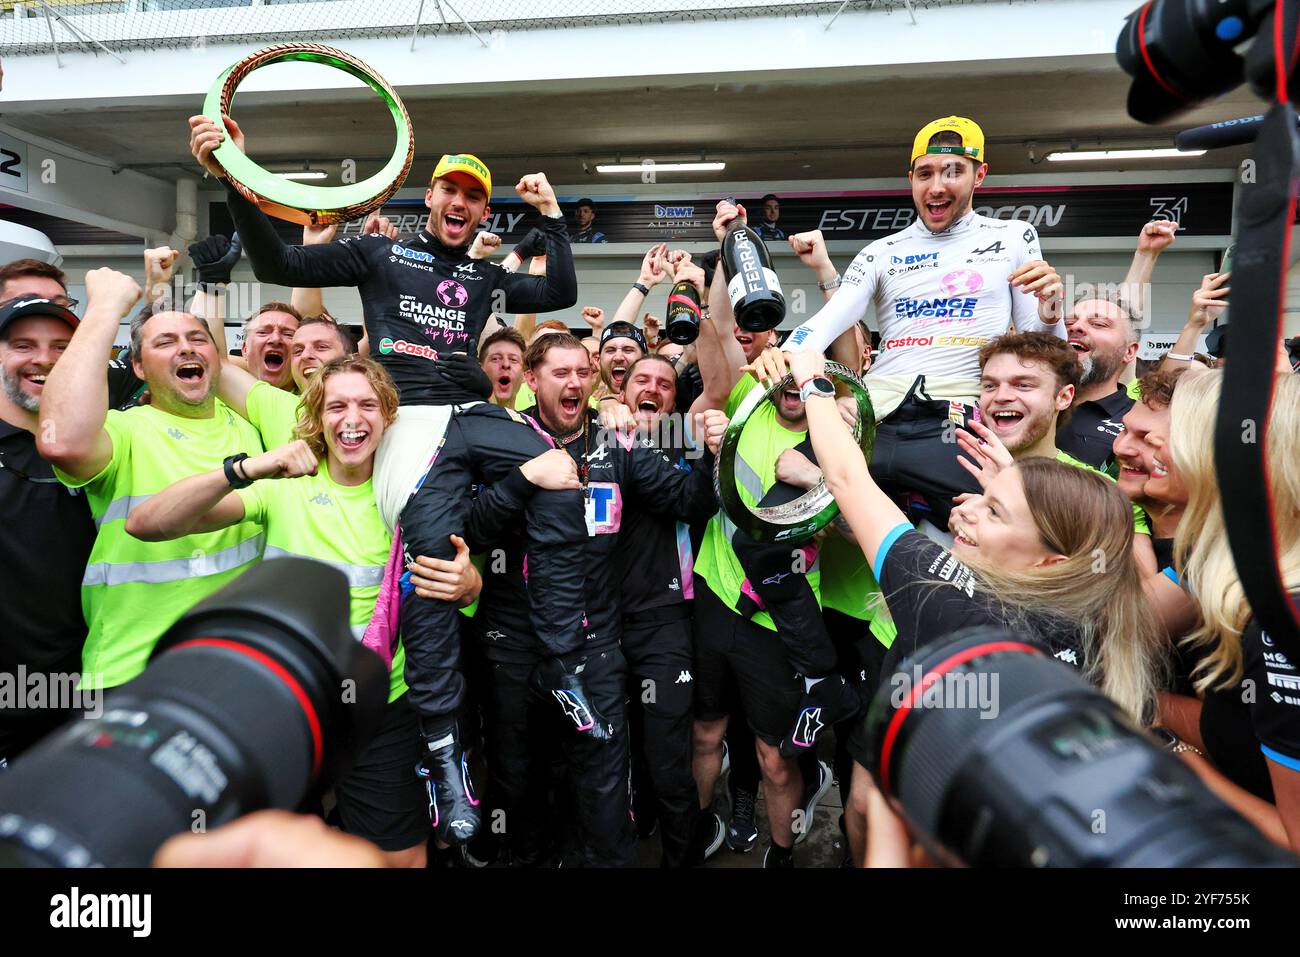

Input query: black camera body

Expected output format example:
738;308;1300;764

0;559;388;867
863;629;1295;867
1118;0;1294;123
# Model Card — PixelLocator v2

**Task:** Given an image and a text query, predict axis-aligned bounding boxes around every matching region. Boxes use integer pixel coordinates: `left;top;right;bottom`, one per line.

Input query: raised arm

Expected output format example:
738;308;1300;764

687;263;748;416
496;174;578;313
126;440;317;542
37;269;141;480
511;254;548;341
1120;219;1179;316
1160;272;1228;373
791;349;909;570
610;244;670;328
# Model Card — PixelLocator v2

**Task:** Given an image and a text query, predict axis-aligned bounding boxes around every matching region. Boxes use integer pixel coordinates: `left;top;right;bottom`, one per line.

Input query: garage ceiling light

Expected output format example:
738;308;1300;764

1046;148;1206;162
596;162;726;173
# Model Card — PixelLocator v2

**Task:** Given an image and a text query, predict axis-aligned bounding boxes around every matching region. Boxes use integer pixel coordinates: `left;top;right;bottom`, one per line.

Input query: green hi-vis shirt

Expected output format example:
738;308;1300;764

694;375;821;632
245;380;302;450
1055;448;1151;536
239;470;406;703
55;401;266;688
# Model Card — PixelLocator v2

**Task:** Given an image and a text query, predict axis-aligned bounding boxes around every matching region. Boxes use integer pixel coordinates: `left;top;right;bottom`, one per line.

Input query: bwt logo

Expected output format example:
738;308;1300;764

654;204;695;218
392;245;435;263
891;253;939;265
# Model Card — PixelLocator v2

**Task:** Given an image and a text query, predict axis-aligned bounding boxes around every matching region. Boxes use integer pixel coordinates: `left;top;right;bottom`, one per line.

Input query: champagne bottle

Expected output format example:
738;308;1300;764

720;196;785;332
665;280;702;345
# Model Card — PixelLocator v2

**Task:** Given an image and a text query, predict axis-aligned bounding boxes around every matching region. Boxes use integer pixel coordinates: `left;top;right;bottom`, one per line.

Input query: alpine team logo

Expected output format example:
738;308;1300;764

436;279;469;308
940;269;984;295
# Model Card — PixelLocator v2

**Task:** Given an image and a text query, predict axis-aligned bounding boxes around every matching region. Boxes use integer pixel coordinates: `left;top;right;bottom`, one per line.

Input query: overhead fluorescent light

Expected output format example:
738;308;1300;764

1046;148;1206;162
596;162;726;173
276;169;328;180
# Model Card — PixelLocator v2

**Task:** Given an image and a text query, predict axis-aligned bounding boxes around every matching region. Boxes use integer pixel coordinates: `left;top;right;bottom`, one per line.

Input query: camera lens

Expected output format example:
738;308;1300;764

863;627;1294;867
0;558;388;867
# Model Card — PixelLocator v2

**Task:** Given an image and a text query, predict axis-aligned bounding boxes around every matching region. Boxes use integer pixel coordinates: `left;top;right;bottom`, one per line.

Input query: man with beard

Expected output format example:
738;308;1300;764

597;320;646;399
752;116;1066;530
1056;297;1143;471
479;326;526;408
38;268;266;690
191;115;584;846
0;257;145;410
0;294;97;765
1057;220;1178;470
612;352;713;866
957;332;1154;569
473;334;721;866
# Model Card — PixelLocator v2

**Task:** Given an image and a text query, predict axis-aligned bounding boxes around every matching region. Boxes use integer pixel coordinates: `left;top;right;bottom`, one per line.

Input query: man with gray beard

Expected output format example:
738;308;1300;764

1055;296;1141;472
0;294;95;766
1057;219;1177;473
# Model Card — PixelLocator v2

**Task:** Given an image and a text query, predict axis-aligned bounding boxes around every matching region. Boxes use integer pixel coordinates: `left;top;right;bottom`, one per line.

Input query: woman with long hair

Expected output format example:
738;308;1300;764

784;349;1165;865
1171;369;1300;850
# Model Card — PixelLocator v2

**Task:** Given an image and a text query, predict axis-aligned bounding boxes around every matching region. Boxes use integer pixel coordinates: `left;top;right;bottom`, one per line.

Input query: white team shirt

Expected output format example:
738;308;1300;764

786;210;1066;380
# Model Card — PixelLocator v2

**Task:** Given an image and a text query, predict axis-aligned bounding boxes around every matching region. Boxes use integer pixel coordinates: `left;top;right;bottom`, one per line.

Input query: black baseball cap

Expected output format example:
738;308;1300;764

576;198;596;209
600;321;647;353
0;295;79;339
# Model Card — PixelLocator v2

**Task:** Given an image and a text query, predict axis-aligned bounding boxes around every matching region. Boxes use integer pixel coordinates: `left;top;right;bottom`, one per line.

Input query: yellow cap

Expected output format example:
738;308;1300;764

910;116;986;168
431;153;492;198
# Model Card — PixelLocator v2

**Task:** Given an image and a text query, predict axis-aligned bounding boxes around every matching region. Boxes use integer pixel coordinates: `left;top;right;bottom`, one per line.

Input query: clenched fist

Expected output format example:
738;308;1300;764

241;440;319;481
515;173;559;216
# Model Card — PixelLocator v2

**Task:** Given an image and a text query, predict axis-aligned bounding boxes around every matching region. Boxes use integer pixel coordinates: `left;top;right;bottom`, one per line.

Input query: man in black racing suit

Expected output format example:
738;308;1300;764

471;334;720;866
190;117;586;847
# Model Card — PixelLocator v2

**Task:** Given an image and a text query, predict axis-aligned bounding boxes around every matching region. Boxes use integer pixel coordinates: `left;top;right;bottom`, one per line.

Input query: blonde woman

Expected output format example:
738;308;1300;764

1171;370;1300;850
785;349;1164;865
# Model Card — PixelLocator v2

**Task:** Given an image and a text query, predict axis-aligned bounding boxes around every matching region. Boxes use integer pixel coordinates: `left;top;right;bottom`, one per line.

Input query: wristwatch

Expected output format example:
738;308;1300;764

798;376;835;403
223;453;253;489
817;274;843;291
632;282;650;296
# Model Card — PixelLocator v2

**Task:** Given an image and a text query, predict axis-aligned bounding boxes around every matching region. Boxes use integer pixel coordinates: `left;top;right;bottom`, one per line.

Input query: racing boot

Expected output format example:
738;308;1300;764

780;674;863;759
415;717;481;846
529;654;614;742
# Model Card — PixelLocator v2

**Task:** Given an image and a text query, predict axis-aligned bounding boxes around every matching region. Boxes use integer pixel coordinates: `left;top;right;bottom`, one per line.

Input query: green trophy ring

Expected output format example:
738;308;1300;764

715;361;875;543
202;43;415;226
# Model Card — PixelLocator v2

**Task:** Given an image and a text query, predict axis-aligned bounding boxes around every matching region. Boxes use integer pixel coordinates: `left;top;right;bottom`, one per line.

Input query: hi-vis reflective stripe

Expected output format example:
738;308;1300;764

264;546;384;588
95;494;154;527
719;453;765;544
82;533;266;587
733;455;765;503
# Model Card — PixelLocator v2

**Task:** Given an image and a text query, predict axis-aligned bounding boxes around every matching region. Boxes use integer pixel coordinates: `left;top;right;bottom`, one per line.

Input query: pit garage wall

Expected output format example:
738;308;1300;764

36;169;1274;347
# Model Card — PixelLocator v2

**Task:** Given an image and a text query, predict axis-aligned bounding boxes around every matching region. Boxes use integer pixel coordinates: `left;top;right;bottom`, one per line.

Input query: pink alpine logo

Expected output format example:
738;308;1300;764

940;269;983;295
436;279;469;307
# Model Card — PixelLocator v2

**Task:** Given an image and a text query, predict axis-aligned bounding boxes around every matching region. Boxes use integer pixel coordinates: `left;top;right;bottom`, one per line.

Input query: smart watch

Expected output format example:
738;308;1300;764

798;376;835;403
223;453;253;489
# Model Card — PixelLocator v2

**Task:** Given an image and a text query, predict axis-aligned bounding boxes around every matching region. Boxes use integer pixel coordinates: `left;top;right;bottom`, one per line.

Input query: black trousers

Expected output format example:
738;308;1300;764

868;380;980;531
731;437;836;678
398;404;586;720
622;611;697;868
486;649;636;867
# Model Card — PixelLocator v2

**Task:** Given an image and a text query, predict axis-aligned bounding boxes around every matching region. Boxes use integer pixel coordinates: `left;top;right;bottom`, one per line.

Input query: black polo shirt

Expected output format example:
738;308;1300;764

0;417;95;677
1056;385;1136;473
